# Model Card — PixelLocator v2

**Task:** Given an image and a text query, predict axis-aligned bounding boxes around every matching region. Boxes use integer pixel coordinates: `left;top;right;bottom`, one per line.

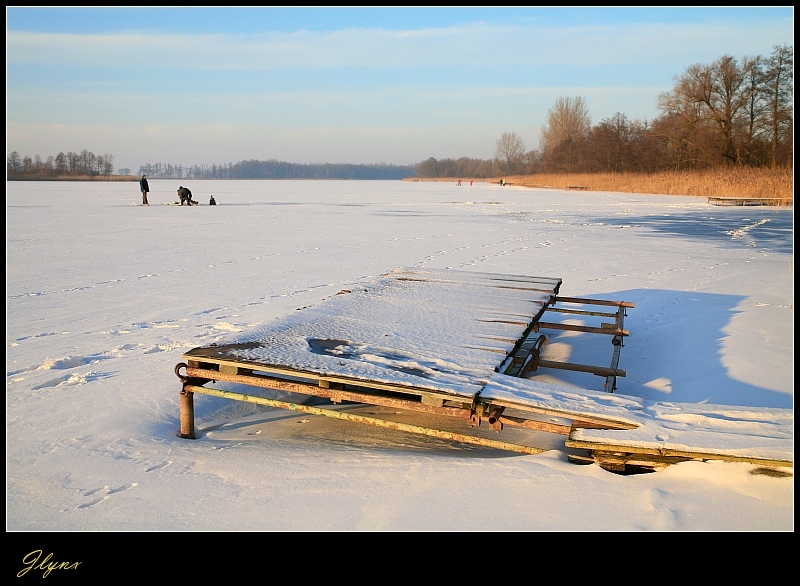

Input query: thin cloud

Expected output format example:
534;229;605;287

7;21;790;70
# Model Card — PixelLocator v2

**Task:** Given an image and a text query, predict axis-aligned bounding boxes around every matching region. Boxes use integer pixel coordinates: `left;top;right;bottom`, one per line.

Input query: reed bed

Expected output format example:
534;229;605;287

498;168;793;205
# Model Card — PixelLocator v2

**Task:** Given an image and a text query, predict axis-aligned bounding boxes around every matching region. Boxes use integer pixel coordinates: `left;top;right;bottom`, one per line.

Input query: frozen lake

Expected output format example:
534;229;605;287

6;179;793;532
8;178;793;401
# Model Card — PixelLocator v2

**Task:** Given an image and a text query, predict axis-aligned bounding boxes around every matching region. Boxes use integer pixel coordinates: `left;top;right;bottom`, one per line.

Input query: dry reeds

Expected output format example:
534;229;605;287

498;168;793;205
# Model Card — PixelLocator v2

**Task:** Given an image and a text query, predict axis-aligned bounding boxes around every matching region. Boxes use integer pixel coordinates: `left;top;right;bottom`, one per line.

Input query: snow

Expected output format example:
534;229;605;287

208;267;558;395
7;179;793;537
481;376;793;462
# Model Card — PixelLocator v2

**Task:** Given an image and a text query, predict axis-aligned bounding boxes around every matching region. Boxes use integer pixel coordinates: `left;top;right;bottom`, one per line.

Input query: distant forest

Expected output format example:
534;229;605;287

5;152;416;180
136;160;416;180
8;45;792;181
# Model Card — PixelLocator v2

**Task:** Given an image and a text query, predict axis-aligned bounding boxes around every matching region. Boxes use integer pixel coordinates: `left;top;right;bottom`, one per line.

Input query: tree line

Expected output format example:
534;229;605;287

8;45;791;181
6;151;415;180
136;160;415;180
420;44;793;178
6;149;116;178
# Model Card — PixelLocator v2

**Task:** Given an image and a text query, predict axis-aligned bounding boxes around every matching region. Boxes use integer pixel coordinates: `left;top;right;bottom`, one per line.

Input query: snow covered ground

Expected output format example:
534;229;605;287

7;179;793;540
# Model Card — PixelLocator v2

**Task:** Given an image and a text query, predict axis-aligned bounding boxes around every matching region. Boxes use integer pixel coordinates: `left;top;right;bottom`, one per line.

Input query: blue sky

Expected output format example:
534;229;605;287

6;7;793;173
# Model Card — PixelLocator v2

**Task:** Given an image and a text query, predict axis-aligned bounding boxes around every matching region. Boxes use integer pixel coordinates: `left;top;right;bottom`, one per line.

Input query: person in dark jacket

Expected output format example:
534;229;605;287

177;186;193;206
140;175;150;205
209;195;216;205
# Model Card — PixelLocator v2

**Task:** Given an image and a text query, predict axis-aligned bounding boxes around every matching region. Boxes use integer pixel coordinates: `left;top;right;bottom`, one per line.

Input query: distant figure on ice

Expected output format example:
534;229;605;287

209;195;216;206
140;174;150;205
177;186;194;206
500;178;505;186
457;179;462;186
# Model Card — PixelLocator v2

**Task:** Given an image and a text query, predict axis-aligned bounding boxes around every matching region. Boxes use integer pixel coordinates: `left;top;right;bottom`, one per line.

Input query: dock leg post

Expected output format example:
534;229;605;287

179;388;196;439
175;362;197;439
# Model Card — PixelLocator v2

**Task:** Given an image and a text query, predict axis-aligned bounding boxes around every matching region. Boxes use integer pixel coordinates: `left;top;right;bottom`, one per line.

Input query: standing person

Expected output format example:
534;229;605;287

209;195;216;205
140;174;150;205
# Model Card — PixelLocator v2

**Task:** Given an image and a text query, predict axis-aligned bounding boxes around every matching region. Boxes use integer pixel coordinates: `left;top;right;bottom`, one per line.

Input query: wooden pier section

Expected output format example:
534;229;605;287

707;196;788;206
175;268;792;474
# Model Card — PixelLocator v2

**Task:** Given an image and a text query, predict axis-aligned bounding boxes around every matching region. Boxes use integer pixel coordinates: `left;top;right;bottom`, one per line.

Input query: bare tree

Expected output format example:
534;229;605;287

763;44;793;167
521;149;541;174
67;151;79;173
540;96;591;153
55;152;67;174
101;153;115;176
494;131;526;174
79;149;97;175
738;55;768;165
659;55;756;165
7;151;21;174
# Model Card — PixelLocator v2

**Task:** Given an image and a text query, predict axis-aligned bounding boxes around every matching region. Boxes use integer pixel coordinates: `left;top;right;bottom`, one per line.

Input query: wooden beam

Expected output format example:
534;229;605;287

565;438;793;468
544;307;619;318
536;321;629;337
185;366;468;419
554;296;635;309
536;359;626;377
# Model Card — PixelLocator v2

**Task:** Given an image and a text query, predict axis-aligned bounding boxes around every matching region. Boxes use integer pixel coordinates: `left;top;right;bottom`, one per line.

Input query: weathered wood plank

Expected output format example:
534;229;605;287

536;321;629;337
536;359;626;378
554;296;635;308
566;438;793;468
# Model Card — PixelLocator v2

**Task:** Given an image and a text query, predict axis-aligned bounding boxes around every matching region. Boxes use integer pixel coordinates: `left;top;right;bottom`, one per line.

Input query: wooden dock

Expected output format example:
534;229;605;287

175;268;792;474
708;196;788;206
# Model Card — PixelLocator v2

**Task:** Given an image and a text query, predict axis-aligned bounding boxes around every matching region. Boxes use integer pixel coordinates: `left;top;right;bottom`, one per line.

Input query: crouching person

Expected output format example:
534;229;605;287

177;186;193;206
